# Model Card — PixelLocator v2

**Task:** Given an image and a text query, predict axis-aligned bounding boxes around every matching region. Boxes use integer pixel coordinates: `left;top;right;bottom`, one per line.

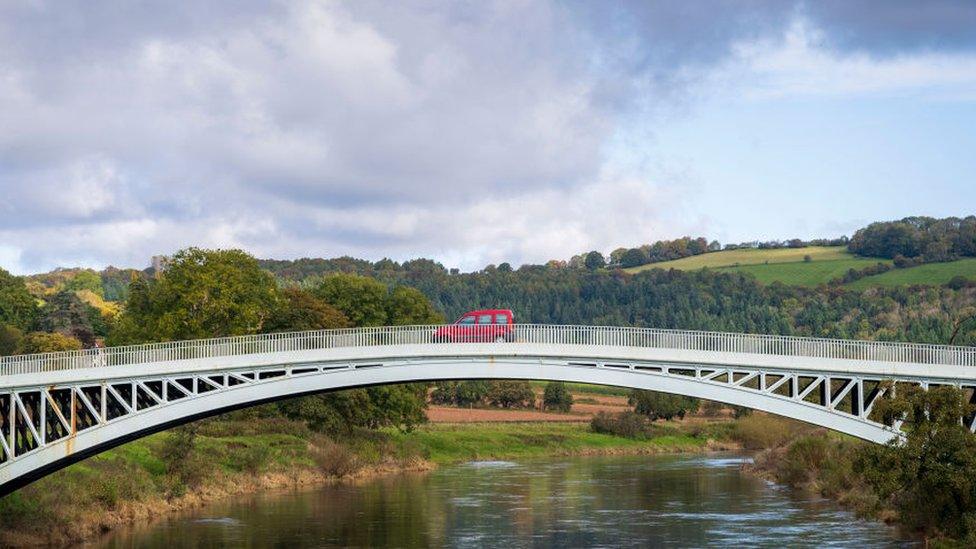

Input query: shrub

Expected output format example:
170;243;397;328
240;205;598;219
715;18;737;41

542;382;573;412
629;390;698;420
431;381;491;407
732;414;803;450
700;400;725;417
311;438;361;477
590;411;653;439
158;425;209;493
487;381;535;408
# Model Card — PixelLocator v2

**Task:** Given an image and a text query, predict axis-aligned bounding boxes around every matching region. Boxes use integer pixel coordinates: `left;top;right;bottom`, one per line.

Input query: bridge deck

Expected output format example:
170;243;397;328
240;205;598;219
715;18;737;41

2;325;975;384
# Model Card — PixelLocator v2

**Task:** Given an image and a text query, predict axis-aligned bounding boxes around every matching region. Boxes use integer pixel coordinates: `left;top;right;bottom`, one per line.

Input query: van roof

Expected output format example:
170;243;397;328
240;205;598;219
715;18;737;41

461;309;513;316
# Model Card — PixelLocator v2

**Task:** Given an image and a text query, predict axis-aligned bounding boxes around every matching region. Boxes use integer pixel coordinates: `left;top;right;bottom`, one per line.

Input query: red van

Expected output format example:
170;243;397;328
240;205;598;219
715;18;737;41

434;309;515;343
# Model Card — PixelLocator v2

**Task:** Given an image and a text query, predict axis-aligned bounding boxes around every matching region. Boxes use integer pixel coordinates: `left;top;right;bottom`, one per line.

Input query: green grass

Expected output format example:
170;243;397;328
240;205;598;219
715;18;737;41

624;246;856;273
387;422;707;464
716;259;890;287
846;258;976;289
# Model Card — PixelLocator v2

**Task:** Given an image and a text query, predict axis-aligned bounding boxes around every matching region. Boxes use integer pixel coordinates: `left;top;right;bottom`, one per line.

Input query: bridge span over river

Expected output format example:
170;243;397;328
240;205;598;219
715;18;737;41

2;324;976;495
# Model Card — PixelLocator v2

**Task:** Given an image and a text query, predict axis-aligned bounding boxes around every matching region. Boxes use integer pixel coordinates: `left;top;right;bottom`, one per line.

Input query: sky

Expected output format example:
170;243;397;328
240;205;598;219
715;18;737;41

1;1;975;275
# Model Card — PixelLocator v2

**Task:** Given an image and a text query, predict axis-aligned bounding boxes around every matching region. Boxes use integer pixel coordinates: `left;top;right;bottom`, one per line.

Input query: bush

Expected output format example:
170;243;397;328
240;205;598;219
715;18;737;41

700;400;725;417
430;381;491;407
311;437;361;477
542;382;573;412
487;381;535;408
629;390;698;420
590;411;653;439
158;425;209;494
732;414;804;450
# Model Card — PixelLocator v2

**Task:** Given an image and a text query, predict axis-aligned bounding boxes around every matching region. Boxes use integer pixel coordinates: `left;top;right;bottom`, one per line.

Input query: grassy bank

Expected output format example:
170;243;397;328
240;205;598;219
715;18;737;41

0;416;742;546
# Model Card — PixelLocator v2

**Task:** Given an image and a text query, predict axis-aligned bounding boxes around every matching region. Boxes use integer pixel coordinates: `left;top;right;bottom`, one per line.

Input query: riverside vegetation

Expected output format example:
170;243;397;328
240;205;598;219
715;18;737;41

0;215;975;544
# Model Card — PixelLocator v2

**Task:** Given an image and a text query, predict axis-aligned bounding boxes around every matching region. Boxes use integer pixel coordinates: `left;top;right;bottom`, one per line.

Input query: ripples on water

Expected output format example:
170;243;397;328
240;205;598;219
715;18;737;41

98;453;915;548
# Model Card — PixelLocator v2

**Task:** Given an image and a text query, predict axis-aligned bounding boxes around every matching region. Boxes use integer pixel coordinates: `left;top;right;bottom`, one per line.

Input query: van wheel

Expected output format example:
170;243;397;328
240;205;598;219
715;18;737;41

494;336;507;343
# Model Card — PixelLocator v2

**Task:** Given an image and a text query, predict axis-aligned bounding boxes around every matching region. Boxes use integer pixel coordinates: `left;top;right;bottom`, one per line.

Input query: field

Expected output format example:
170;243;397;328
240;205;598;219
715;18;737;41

624;246;976;288
623;246;856;273
624;246;888;286
716;259;889;287
847;258;976;289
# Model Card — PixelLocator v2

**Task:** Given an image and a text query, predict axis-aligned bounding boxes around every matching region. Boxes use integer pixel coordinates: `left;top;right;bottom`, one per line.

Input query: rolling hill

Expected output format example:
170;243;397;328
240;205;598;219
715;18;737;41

623;246;976;288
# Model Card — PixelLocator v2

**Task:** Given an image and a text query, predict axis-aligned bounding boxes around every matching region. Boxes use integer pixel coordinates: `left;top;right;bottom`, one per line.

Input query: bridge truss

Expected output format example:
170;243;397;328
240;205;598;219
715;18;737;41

2;324;975;495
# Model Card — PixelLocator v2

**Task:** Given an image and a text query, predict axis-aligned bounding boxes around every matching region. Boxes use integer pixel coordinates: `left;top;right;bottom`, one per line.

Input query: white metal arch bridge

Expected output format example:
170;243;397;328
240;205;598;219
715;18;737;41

2;324;976;496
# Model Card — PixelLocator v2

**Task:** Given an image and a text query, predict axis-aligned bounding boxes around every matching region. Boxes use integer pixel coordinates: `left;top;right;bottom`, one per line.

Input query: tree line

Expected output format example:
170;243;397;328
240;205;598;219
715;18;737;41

849;215;976;265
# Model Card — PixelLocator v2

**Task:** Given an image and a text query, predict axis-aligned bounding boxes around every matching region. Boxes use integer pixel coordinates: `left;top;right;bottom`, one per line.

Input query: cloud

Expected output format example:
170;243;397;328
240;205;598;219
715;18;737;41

716;19;976;100
1;1;974;274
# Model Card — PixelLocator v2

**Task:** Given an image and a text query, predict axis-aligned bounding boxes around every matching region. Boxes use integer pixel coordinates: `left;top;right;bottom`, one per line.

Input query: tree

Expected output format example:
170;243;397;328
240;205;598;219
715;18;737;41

264;288;349;333
543;381;573;412
620;248;649;268
19;332;83;354
629;390;698;421
34;291;103;347
583;251;606;270
386;286;444;325
313;274;389;327
0;324;23;356
487;381;535;408
431;381;491;407
63;270;104;297
0;268;36;330
859;385;976;541
108;248;278;344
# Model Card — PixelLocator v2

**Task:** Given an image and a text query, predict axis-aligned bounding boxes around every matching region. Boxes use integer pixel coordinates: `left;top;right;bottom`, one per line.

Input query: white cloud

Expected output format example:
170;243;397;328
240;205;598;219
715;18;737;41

718;19;976;100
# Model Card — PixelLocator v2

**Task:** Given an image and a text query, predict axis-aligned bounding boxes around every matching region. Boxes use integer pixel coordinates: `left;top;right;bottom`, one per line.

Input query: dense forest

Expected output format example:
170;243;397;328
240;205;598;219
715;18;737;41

849;216;976;264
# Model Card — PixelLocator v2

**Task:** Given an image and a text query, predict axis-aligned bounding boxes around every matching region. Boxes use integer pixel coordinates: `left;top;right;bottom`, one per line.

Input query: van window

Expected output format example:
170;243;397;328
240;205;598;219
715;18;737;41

458;315;476;325
495;314;509;324
478;314;493;324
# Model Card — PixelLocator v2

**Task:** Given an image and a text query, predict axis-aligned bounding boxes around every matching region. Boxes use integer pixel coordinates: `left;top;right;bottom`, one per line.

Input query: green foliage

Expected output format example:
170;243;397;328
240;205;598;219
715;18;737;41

629;390;698;421
486;381;535;408
279;385;428;435
18;332;83;353
0;324;23;356
849;215;976;263
858;385;976;542
542;381;573;412
590;411;654;439
0;267;37;330
159;425;208;494
430;381;492;407
583;251;606;270
34;291;105;346
312;273;389;327
263;287;350;332
62;270;104;298
109;248;278;344
386;285;444;325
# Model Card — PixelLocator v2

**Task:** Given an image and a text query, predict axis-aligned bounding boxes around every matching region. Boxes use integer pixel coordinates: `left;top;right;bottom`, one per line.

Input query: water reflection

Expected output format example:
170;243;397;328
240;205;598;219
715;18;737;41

98;454;914;548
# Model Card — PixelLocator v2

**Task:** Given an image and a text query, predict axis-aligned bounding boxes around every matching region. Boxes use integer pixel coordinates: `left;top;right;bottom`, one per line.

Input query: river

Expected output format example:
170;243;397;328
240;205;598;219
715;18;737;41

97;453;914;548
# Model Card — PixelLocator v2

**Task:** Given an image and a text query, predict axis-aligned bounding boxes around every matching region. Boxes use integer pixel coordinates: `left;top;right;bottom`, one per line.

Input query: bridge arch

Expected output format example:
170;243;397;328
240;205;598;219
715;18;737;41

0;356;901;496
4;323;974;496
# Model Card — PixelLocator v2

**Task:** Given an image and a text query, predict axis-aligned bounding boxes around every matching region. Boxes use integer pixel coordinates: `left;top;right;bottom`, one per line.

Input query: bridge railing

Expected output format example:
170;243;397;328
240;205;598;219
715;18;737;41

1;324;975;377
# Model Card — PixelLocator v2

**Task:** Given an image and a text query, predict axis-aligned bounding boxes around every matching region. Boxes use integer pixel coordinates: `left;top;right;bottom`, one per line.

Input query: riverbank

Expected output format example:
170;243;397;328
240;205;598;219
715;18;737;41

0;416;744;547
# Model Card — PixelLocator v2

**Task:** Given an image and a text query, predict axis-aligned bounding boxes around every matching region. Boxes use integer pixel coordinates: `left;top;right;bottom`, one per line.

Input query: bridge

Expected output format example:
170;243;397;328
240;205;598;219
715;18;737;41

1;324;976;495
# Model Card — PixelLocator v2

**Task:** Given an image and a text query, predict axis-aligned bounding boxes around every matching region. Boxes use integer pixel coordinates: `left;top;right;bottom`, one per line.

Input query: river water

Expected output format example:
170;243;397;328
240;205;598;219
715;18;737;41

97;454;914;548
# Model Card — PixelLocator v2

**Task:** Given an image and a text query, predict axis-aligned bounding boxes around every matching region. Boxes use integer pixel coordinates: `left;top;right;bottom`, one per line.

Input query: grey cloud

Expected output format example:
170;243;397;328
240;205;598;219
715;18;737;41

0;0;973;272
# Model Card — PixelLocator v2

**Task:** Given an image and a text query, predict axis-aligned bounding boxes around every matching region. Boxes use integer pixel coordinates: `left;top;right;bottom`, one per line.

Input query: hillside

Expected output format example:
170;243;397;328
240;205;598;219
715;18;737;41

622;246;976;288
623;246;855;272
623;246;887;286
847;258;976;290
